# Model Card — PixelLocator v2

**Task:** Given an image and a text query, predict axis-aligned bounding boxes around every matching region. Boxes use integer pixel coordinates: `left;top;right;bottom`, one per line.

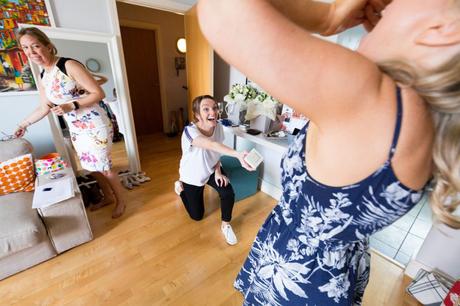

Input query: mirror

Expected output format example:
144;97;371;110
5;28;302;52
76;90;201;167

18;25;140;175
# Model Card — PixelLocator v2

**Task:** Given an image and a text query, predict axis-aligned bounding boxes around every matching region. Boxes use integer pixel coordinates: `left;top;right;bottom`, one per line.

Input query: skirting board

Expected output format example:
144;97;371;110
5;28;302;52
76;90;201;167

405;259;433;279
259;179;282;201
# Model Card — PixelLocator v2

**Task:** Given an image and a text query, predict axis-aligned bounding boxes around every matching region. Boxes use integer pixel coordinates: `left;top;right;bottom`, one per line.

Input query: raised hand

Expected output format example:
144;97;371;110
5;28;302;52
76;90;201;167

324;0;392;35
363;0;392;32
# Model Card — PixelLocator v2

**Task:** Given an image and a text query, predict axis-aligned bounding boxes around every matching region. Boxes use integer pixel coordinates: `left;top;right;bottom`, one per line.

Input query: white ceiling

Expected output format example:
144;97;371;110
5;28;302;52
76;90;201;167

117;0;198;14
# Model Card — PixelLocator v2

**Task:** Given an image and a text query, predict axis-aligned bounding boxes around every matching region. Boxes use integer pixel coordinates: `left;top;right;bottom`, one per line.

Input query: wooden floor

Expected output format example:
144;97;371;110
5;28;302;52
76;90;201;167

0;133;421;305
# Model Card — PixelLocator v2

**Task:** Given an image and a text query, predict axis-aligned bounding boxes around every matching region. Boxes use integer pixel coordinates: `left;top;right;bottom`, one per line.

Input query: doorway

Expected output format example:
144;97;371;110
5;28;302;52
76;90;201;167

120;26;163;136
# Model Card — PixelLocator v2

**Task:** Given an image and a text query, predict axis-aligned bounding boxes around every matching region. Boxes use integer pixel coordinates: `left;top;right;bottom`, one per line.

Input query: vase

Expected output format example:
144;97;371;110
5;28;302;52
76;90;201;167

225;102;246;125
250;115;271;133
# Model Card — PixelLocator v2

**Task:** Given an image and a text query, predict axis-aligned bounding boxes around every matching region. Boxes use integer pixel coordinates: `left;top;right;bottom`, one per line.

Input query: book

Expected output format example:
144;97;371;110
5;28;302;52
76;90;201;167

244;148;264;169
32;176;74;209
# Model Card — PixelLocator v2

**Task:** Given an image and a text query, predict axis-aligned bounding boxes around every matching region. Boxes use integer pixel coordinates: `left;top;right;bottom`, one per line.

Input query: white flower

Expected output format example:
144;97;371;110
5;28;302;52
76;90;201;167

324;206;350;221
380;182;410;204
259;260;310;301
318;273;350;303
298;234;320;249
322;249;347;269
286;239;300;252
282;208;293;225
282;153;303;177
234;279;244;290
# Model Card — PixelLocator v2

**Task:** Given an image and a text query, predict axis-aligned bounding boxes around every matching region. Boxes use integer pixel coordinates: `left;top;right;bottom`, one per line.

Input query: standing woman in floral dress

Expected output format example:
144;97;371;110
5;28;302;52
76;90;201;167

198;0;460;305
15;27;125;218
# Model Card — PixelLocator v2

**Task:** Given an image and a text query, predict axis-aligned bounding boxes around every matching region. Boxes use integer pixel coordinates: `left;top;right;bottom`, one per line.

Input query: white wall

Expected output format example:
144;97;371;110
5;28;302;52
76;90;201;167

49;0;115;34
406;224;460;280
0;94;54;157
53;39;116;100
213;52;245;102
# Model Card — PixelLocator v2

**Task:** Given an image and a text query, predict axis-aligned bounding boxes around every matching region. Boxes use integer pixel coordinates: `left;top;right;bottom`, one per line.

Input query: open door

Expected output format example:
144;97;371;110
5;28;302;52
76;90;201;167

184;5;214;122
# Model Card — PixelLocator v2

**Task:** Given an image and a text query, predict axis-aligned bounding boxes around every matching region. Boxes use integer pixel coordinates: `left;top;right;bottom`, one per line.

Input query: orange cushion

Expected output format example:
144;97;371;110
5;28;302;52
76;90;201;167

0;154;35;196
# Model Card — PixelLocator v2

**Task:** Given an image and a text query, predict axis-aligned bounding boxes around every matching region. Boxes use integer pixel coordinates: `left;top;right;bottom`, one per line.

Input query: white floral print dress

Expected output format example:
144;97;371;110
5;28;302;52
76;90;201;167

41;58;113;172
235;88;426;305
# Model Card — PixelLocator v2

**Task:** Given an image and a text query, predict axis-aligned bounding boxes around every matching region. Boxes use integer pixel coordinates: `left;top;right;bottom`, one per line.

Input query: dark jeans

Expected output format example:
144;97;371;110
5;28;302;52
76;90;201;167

180;170;235;222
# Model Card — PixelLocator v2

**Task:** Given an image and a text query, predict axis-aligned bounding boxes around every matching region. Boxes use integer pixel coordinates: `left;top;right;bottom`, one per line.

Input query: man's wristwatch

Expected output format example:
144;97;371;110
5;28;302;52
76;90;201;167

72;101;80;110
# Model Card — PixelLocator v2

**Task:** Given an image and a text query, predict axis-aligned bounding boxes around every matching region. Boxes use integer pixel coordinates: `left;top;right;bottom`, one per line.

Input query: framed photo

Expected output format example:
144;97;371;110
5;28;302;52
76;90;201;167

0;0;55;95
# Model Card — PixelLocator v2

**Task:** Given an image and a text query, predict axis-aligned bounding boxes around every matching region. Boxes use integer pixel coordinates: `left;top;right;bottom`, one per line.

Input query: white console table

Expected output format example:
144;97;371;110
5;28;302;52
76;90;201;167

223;126;289;200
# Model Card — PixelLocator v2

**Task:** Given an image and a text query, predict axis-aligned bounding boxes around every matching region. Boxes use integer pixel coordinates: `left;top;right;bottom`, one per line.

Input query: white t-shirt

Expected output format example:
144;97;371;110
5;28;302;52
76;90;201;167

179;123;224;186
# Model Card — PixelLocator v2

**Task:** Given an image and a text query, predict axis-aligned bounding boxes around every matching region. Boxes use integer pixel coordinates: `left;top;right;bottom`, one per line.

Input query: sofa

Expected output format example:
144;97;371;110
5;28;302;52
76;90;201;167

0;138;93;280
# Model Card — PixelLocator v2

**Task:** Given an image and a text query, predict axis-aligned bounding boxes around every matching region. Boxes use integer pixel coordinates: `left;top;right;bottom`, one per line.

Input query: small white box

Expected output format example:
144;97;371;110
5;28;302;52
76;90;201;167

244;148;264;169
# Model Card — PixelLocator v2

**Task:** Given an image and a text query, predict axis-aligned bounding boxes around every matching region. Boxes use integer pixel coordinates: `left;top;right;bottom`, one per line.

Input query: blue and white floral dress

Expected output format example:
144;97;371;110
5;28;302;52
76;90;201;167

235;88;426;305
41;57;113;172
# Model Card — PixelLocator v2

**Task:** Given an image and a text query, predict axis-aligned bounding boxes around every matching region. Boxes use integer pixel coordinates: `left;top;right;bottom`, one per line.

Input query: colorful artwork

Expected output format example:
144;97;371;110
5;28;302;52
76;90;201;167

0;0;52;93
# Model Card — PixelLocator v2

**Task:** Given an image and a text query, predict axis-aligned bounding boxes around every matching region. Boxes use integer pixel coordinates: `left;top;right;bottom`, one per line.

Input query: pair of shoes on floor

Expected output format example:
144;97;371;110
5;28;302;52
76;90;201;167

174;180;183;196
121;176;134;190
120;172;152;190
221;223;238;245
127;175;141;186
134;171;151;183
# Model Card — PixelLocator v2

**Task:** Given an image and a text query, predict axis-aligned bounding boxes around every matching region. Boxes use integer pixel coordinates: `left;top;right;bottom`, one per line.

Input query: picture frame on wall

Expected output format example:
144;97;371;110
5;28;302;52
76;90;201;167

0;0;55;95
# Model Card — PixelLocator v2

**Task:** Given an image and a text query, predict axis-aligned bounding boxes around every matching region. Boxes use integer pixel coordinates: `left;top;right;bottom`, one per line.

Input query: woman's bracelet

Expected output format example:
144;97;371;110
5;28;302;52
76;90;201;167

18;121;32;129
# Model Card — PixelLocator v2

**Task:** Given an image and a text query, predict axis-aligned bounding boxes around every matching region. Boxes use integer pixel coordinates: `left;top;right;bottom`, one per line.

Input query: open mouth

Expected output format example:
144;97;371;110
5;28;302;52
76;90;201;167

207;116;216;121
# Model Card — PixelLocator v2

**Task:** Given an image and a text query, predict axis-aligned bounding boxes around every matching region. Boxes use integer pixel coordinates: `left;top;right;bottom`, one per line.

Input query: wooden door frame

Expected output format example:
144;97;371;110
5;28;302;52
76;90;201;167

119;19;168;133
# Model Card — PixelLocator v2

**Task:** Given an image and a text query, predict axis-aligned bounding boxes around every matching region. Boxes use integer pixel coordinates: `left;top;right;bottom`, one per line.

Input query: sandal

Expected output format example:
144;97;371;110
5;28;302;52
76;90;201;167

121;176;133;190
127;175;141;186
135;172;151;183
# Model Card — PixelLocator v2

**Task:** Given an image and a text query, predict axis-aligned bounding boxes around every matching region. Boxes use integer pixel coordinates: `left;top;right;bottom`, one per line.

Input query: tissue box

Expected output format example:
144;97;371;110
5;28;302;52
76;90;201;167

35;153;68;176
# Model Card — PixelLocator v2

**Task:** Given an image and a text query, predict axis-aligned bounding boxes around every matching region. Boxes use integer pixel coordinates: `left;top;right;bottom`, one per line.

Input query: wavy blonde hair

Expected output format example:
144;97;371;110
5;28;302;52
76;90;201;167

379;52;460;229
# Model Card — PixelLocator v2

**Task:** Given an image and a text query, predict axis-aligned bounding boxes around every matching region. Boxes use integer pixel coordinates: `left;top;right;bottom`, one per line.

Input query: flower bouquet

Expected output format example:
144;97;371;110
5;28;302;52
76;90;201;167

223;84;257;124
224;83;280;129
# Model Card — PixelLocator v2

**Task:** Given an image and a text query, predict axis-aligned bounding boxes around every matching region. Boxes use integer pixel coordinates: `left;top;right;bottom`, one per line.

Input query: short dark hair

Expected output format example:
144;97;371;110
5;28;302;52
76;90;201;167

191;94;215;122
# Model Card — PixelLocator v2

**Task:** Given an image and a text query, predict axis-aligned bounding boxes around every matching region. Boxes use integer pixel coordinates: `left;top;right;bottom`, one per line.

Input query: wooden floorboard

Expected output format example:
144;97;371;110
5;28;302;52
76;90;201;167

0;133;421;305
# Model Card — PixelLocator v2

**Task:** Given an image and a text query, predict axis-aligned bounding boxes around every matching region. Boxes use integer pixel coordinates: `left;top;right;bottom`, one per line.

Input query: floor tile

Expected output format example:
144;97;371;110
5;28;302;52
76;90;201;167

370;237;398;258
418;200;433;222
409;218;432;239
372;225;407;249
398;233;424;256
407;199;424;217
394;251;412;266
393;213;416;232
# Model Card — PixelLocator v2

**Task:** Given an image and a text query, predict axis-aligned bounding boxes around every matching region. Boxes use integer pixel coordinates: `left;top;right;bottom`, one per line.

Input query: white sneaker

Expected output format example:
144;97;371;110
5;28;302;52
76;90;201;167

221;224;238;245
174;180;183;195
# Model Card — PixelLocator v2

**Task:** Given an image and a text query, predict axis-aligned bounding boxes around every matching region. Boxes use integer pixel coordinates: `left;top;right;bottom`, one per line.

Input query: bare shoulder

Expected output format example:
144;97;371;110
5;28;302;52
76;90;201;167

64;59;86;75
392;86;434;190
